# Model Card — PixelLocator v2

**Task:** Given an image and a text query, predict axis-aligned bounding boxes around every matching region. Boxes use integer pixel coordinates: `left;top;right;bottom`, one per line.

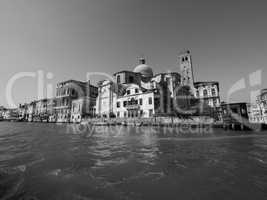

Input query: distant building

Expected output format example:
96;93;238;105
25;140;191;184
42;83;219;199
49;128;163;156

18;104;28;121
96;51;222;120
11;50;222;123
54;80;98;122
70;97;96;123
96;58;182;118
47;98;56;122
178;51;221;120
115;84;156;118
248;89;267;124
194;81;220;108
34;99;49;122
221;102;249;126
193;81;222;120
3;108;19;120
0;106;7;120
27;101;36;122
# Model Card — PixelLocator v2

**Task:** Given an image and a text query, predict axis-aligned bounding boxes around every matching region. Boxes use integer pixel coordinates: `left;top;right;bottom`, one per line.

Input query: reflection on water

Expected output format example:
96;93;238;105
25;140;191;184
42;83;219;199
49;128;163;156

0;122;267;200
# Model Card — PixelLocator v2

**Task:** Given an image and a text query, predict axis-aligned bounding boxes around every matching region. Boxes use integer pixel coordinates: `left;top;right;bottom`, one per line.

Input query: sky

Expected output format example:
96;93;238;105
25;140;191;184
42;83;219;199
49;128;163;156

0;0;267;107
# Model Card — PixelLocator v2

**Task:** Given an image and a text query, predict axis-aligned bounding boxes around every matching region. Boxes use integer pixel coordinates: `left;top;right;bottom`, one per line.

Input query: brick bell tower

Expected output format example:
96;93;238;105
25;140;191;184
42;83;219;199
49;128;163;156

179;50;195;90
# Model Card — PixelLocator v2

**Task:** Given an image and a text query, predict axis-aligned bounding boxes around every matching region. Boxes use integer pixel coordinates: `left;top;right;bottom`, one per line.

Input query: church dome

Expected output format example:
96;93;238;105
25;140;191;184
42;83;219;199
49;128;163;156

133;58;153;78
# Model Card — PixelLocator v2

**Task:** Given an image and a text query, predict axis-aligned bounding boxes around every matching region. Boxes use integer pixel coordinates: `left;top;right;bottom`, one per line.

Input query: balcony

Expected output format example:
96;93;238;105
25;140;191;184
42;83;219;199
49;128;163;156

126;104;140;110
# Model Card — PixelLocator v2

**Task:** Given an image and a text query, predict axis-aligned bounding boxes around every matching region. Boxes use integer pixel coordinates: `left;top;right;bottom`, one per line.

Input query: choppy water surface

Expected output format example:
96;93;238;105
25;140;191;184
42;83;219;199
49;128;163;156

0;122;267;200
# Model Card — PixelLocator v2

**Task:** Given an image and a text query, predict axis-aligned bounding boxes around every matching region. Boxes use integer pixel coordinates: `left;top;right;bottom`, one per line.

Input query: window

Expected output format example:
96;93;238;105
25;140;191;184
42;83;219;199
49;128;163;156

140;110;143;116
117;75;121;84
117;102;120;108
211;88;216;96
127;90;130;95
148;97;153;105
123;101;127;107
129;76;134;83
203;89;208;97
149;109;153;117
139;98;143;105
117;112;120;118
135;88;138;93
124;111;127;118
196;90;199;97
213;99;217;107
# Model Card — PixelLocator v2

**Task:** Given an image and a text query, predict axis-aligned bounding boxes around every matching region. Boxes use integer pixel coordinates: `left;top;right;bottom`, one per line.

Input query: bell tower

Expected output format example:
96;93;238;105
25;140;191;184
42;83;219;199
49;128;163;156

179;50;195;90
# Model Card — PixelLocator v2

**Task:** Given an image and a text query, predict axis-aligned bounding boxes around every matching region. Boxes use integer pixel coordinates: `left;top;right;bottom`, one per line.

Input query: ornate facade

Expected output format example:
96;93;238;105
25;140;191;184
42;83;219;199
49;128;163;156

248;89;267;124
96;57;181;118
55;80;98;122
194;81;220;108
96;51;221;120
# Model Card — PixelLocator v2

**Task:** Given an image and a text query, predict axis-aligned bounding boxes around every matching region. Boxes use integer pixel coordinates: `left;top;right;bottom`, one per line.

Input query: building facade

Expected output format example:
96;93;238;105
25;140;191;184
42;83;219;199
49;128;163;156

194;81;221;108
96;51;221;119
221;102;249;126
248;89;267;124
12;50;222;122
96;57;183;118
55;80;98;122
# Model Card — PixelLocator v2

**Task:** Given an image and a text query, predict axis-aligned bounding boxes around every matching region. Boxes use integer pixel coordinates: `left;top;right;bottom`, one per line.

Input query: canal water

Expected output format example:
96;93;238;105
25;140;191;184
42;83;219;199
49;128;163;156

0;122;267;200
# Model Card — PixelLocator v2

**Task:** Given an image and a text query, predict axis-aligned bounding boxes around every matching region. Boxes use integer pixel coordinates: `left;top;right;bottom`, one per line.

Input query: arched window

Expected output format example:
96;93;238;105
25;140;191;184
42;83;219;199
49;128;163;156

203;89;208;97
196;90;199;97
211;88;216;96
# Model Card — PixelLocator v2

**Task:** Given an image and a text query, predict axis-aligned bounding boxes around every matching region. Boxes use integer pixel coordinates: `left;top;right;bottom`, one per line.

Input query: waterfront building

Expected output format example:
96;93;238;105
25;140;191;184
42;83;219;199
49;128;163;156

96;51;221;120
9;50;222;123
247;103;263;123
27;101;36;122
221;102;249;128
96;80;120;118
115;84;156;118
3;108;19;121
193;82;220;108
248;89;267;124
70;97;96;123
96;58;182;118
0;106;7;120
34;99;48;122
178;51;221;120
47;98;56;122
193;81;221;120
55;80;98;122
18;104;28;121
257;89;267;124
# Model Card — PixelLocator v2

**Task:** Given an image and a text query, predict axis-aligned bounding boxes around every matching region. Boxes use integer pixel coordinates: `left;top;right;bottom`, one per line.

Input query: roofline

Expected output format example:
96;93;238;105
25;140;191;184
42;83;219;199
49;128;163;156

153;72;181;77
113;70;138;76
57;79;97;88
194;81;219;86
221;102;248;106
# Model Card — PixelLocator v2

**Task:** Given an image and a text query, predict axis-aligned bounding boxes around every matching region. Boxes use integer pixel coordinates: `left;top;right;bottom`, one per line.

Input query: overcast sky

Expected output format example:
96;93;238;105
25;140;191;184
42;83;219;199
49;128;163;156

0;0;267;107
